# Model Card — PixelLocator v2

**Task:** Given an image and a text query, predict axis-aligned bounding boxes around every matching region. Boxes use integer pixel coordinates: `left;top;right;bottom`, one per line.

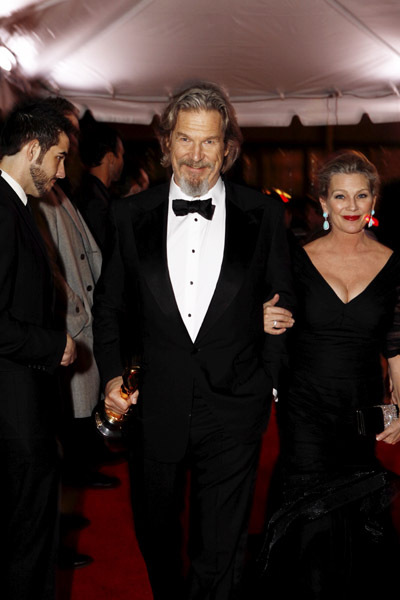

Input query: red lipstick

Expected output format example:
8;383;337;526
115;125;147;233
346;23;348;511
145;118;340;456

343;215;360;221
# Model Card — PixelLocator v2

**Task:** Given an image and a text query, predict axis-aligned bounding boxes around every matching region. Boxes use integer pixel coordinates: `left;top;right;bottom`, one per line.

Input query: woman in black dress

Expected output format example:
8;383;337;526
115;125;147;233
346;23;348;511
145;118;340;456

260;150;400;599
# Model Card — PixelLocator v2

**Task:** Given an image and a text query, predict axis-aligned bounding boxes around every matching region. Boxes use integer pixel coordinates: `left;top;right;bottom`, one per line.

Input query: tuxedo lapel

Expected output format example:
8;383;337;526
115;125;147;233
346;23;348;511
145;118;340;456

0;176;52;269
195;184;262;343
131;183;263;346
131;187;191;340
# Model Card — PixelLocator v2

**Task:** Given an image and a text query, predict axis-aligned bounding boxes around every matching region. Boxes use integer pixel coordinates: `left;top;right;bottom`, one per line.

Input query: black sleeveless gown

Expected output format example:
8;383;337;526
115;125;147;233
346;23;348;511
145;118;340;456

256;245;400;599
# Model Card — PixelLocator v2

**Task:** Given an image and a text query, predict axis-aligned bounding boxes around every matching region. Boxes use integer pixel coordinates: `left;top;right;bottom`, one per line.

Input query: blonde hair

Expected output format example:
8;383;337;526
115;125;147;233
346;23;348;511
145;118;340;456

318;150;380;198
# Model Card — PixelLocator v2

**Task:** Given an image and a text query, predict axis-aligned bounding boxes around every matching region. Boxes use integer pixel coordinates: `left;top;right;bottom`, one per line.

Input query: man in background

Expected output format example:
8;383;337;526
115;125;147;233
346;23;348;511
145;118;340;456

32;96;120;567
0;99;76;600
76;115;124;250
111;153;150;197
33;97;118;484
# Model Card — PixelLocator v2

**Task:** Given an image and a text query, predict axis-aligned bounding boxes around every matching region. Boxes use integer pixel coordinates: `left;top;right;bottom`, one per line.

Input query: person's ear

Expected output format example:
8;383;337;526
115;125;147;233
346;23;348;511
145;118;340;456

26;139;41;163
164;134;172;153
107;151;115;167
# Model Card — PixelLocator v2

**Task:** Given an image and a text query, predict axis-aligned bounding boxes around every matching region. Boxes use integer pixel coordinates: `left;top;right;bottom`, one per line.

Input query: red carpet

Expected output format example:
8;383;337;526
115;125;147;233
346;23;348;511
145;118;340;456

56;405;400;599
56;459;152;599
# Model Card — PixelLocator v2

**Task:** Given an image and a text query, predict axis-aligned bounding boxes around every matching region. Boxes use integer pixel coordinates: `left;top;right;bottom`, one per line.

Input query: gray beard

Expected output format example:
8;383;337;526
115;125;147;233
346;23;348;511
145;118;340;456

178;175;210;198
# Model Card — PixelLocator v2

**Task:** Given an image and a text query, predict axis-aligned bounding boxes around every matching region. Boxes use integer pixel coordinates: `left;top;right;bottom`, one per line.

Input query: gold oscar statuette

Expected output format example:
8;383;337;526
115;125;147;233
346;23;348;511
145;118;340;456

93;364;140;441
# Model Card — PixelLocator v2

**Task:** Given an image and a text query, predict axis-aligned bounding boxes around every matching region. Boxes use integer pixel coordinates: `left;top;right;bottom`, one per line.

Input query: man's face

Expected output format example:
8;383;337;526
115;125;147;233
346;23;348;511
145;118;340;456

66;112;80;156
29;132;69;197
111;138;125;182
168;109;228;197
138;168;149;191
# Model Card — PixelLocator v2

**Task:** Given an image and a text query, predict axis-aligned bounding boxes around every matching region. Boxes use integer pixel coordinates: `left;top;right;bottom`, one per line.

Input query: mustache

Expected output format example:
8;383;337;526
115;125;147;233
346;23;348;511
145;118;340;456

179;159;213;169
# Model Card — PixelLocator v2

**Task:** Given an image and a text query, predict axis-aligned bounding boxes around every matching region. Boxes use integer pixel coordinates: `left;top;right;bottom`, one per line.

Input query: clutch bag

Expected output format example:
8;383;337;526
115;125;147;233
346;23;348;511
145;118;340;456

356;404;399;436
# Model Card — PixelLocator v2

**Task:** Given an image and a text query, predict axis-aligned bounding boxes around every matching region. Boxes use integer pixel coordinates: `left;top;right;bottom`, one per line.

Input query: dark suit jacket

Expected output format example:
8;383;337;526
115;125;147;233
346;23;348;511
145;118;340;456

76;173;110;251
0;175;66;442
93;180;294;461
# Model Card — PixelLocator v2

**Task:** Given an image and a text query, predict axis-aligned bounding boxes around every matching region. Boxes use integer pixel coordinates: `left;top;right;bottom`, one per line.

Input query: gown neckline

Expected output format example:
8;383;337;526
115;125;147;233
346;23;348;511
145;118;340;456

299;245;396;306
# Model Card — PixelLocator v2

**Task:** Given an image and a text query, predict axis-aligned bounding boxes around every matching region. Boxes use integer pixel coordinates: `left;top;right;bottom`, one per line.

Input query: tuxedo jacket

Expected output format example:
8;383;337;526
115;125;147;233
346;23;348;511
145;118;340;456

0;175;66;442
93;180;294;461
33;185;102;418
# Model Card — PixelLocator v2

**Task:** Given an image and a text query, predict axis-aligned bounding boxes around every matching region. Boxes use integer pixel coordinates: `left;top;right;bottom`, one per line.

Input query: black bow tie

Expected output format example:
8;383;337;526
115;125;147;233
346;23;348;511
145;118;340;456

172;198;215;220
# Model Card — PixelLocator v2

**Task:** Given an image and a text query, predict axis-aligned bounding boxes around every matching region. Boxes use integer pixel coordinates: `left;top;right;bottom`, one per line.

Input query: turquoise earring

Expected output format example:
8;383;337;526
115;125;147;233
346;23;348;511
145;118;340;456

323;211;329;231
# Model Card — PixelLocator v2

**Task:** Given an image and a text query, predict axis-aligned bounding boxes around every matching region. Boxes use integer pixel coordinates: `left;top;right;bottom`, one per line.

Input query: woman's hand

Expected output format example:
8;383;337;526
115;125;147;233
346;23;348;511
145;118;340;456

263;293;294;335
376;418;400;445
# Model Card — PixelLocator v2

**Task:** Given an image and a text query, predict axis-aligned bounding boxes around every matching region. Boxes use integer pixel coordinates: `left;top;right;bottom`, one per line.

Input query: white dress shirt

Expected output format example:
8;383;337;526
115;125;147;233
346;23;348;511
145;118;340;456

167;176;226;341
1;169;28;205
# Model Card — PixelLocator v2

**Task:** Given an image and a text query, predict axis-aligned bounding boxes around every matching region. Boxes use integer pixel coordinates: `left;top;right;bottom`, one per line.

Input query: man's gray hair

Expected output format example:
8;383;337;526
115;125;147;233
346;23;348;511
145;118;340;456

156;81;243;173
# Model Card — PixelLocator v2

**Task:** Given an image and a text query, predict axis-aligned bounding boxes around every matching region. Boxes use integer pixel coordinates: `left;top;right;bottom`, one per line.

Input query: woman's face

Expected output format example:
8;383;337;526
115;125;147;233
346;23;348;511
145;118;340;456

320;173;376;234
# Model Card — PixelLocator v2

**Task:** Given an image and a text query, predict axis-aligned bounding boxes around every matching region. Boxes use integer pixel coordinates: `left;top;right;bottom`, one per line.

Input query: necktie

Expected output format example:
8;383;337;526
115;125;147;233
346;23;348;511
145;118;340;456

172;198;215;220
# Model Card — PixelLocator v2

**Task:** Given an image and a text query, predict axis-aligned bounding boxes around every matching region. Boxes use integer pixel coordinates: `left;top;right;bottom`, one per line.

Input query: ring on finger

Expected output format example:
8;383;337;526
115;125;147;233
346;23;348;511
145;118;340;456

273;320;278;328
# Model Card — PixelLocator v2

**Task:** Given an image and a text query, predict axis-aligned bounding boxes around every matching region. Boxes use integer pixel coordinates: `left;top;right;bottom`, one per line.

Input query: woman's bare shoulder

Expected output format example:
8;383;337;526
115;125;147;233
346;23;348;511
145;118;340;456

302;237;327;257
367;237;393;259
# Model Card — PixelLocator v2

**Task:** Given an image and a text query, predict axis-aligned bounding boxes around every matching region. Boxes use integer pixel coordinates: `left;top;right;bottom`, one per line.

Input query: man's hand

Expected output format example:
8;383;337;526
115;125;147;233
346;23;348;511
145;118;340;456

60;333;77;366
263;293;294;335
104;375;139;416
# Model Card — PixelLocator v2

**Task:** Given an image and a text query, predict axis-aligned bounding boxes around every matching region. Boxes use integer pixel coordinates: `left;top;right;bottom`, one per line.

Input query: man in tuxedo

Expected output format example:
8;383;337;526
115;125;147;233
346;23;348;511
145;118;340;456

93;82;294;599
0;99;77;599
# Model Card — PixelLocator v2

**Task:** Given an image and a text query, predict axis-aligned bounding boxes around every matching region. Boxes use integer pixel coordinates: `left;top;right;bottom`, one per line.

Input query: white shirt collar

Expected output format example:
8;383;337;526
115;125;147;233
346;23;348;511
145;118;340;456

0;169;28;206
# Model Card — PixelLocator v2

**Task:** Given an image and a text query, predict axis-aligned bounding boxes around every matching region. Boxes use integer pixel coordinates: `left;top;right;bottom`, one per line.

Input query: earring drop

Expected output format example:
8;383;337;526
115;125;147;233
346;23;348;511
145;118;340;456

323;211;329;231
368;209;375;228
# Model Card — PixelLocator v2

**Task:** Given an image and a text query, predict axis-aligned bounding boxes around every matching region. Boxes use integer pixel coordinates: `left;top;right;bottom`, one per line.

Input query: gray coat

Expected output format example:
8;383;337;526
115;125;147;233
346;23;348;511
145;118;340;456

33;184;102;418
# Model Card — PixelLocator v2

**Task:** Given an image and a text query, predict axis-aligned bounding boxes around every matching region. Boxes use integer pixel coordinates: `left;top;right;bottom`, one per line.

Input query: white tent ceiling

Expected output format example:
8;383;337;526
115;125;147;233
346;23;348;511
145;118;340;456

1;0;400;126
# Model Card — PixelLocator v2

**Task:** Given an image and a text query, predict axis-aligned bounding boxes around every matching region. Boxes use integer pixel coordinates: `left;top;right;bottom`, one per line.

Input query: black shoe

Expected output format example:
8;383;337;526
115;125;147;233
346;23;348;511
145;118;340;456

67;471;121;489
60;513;91;532
58;546;93;569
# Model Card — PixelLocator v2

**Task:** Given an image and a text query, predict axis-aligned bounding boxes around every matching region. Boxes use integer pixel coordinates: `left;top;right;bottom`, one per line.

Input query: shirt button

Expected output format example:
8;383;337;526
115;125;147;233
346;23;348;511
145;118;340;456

76;306;80;313
190;281;193;285
192;249;195;253
87;285;93;291
188;313;192;317
194;218;198;222
80;254;85;260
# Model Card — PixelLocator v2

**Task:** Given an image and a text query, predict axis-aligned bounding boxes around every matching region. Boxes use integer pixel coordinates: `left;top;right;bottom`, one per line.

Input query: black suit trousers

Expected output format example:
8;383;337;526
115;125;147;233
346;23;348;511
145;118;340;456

0;370;61;600
128;393;261;600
